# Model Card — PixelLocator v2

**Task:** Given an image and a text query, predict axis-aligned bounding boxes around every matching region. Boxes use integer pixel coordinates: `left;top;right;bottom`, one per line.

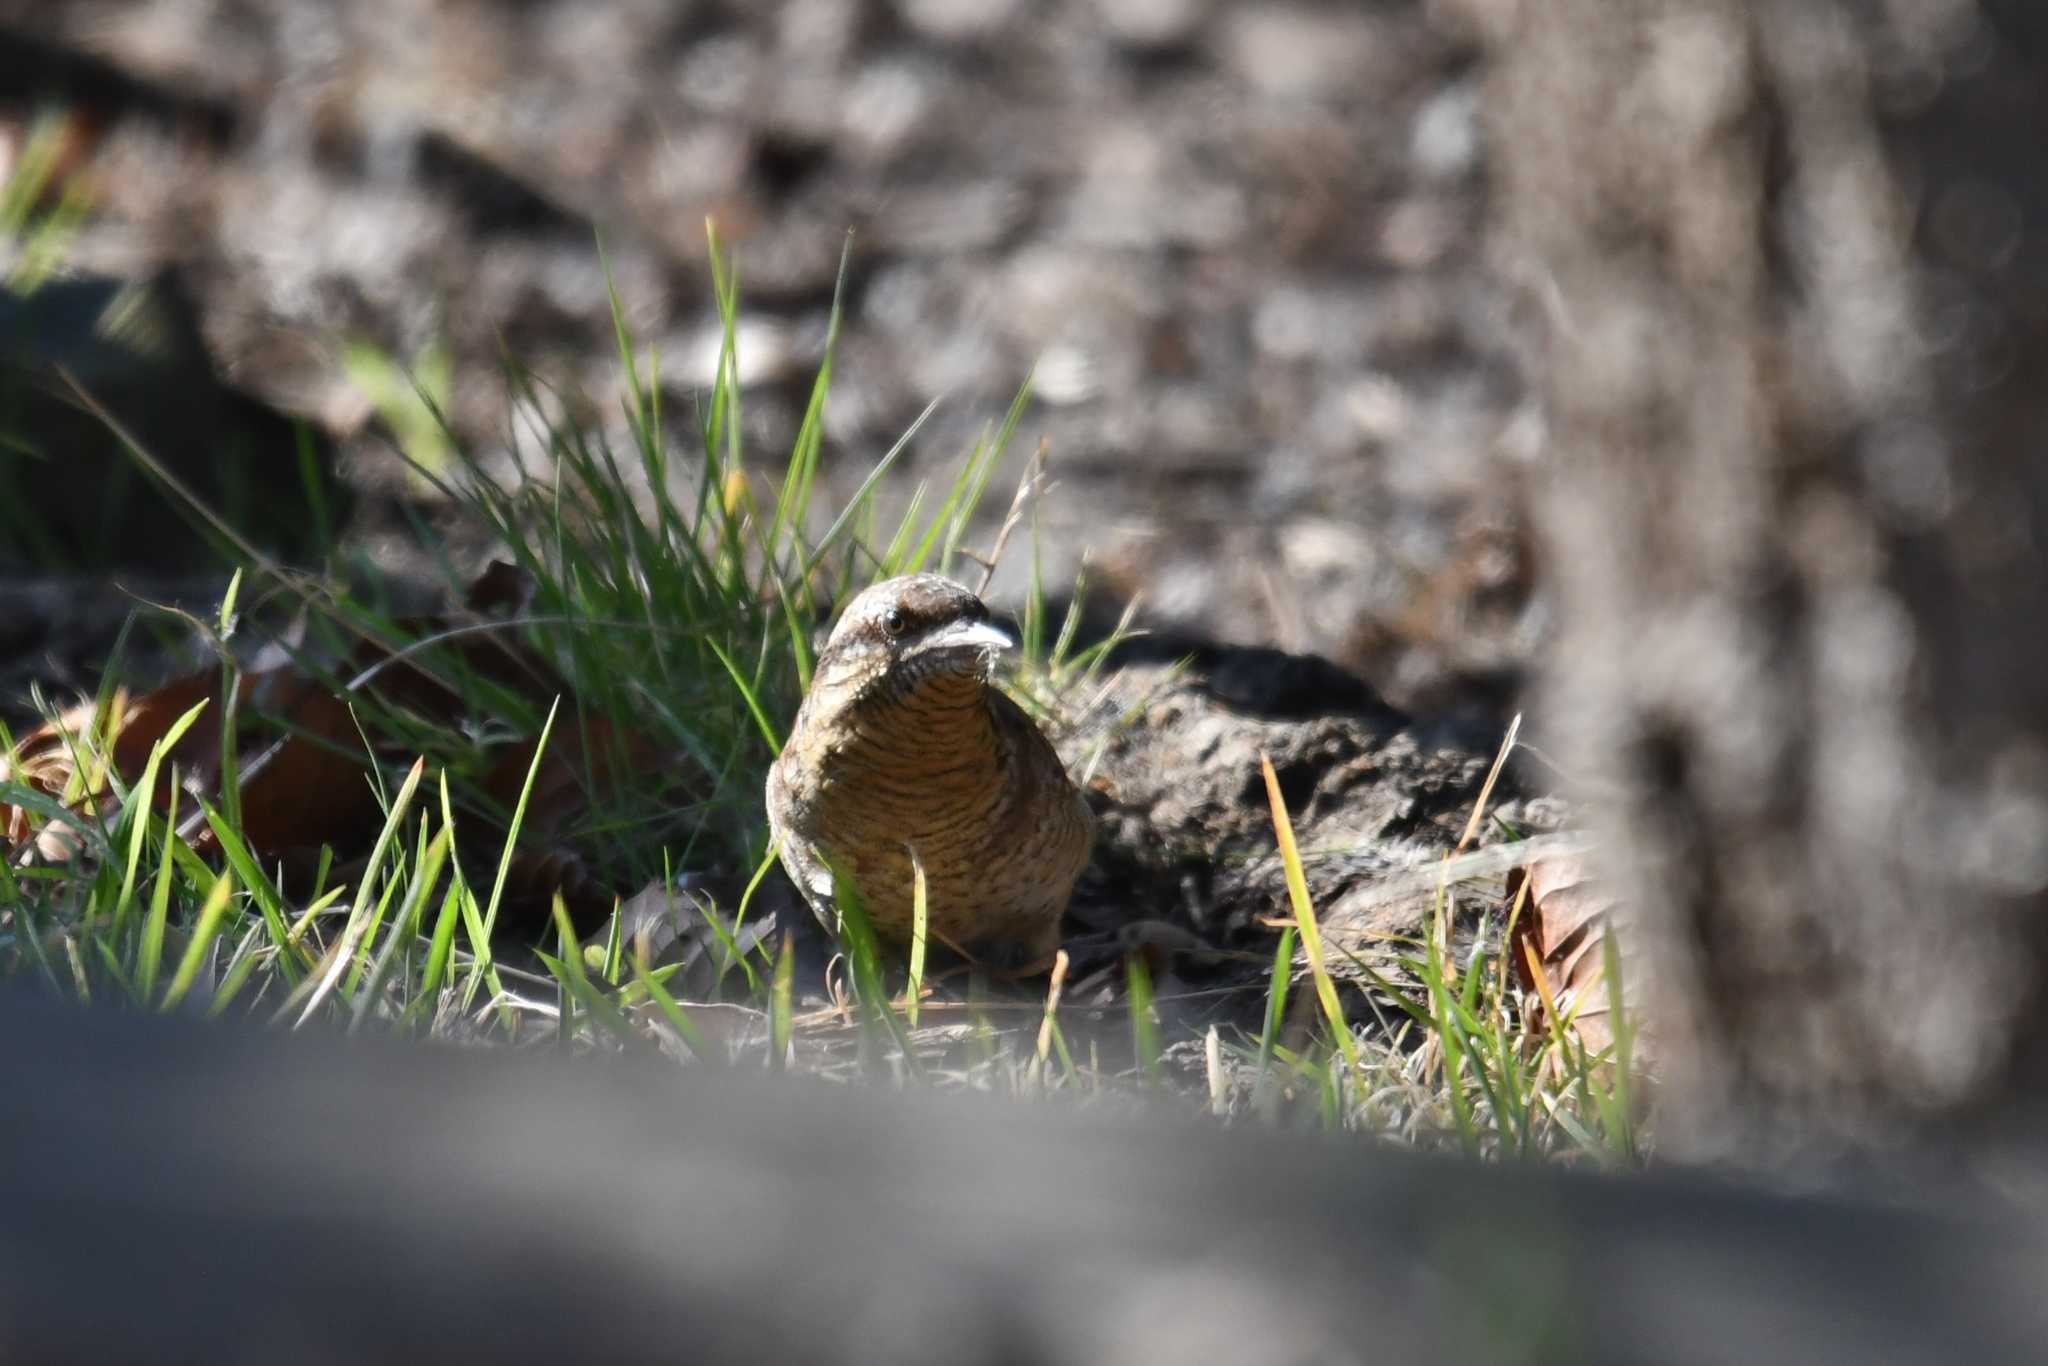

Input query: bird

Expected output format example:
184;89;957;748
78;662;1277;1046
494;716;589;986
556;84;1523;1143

765;574;1093;968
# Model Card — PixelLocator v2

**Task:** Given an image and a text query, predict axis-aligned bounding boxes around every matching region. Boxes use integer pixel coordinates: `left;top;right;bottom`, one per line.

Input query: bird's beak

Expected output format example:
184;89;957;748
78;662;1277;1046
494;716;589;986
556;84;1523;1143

918;618;1015;659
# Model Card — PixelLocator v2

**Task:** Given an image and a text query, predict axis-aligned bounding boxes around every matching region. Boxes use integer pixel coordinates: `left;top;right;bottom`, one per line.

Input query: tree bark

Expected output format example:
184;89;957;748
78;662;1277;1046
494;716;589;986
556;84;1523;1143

1481;0;2048;1157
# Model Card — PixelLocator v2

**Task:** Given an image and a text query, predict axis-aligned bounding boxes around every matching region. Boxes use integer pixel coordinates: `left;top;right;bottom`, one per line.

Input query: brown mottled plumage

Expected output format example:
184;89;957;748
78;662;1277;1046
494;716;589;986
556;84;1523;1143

765;574;1093;965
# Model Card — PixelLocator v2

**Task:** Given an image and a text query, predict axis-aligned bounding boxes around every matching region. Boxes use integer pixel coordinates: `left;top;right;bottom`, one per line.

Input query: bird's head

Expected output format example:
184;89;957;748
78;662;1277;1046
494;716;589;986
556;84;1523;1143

810;574;1014;704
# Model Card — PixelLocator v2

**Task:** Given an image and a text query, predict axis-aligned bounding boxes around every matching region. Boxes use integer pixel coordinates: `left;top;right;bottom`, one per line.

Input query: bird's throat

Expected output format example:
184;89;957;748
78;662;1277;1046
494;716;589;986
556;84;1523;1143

847;669;994;761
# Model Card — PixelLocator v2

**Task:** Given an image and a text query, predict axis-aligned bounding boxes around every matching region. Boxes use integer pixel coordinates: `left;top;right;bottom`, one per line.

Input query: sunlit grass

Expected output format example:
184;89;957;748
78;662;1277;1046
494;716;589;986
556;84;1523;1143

0;231;1108;1039
0;206;1643;1160
1233;724;1644;1162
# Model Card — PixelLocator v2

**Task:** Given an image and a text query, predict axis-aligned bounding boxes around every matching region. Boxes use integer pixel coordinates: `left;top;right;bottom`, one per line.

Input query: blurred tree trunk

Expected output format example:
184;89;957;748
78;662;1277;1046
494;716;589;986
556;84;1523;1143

1480;0;2048;1158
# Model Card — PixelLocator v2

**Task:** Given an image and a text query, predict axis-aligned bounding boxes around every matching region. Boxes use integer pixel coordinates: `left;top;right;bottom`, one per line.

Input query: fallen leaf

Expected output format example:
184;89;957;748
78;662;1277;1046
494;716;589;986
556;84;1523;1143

1508;851;1646;1062
2;563;682;939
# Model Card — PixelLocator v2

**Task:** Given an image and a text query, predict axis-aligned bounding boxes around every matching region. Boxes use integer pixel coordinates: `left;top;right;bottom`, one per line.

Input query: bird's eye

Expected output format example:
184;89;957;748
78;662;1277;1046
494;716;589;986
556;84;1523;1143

882;608;906;637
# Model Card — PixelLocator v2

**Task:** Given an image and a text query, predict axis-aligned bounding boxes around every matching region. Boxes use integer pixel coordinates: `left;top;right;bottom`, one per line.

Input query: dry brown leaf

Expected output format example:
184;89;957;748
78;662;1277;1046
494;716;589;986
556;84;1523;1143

2;671;222;853
192;681;383;859
2;563;680;938
1508;851;1645;1061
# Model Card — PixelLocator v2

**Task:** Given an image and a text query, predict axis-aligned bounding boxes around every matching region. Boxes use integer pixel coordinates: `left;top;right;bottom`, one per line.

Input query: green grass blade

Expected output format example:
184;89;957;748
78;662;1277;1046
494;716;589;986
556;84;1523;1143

827;858;923;1080
112;698;209;936
291;756;425;1026
1255;923;1296;1082
215;569;245;834
797;396;941;583
350;823;455;1033
1602;929;1638;1161
600;904;624;987
1260;752;1361;1079
763;232;852;574
769;931;794;1072
159;871;237;1011
940;376;1033;572
1126;951;1162;1087
9;898;63;993
205;923;268;1018
633;950;720;1067
705;639;780;752
202;801;303;980
537;897;643;1048
461;697;560;1013
414;878;467;1007
135;776;183;1004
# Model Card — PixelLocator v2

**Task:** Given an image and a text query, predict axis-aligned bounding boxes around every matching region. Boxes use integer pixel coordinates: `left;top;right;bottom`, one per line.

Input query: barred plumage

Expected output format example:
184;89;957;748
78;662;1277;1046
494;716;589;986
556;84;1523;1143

766;575;1092;966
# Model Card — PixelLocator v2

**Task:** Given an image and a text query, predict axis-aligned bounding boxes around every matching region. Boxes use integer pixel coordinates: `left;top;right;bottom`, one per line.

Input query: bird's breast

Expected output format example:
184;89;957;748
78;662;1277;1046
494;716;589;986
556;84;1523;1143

774;668;1091;948
824;681;1001;818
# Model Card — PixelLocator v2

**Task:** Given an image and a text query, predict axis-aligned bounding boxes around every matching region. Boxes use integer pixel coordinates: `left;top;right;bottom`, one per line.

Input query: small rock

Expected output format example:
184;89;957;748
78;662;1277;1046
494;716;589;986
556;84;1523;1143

1345;374;1413;445
870;180;1026;253
1251;289;1322;362
1410;83;1480;180
840;60;939;161
650;125;750;201
674;315;794;388
894;0;1026;42
1217;8;1388;100
1093;0;1212;49
1035;344;1101;406
1378;195;1456;270
1251;283;1373;366
777;0;864;67
677;33;764;114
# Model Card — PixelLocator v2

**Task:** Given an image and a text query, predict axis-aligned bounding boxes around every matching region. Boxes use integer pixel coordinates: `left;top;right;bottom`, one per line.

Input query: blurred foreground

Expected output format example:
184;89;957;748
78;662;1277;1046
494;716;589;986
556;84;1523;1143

1;991;2042;1366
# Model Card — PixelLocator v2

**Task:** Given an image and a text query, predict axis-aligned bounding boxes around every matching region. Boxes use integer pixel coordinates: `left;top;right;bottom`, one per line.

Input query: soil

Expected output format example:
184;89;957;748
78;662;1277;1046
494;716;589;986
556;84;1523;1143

0;0;1539;725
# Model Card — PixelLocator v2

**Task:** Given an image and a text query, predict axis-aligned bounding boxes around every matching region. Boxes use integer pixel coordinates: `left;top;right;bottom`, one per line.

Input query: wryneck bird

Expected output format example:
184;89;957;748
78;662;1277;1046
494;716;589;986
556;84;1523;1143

765;574;1092;968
